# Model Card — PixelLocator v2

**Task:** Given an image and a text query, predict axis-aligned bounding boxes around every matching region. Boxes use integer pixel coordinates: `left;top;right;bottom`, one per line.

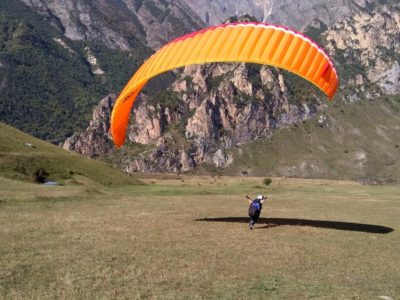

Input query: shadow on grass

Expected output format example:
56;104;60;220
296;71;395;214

195;217;394;234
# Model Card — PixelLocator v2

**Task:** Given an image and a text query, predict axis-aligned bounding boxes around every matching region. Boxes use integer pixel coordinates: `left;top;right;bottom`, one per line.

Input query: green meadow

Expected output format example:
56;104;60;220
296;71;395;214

1;175;399;299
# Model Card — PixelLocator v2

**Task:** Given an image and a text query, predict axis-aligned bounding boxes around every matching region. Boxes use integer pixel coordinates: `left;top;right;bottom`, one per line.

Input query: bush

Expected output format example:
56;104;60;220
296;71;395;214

33;168;49;183
263;177;272;186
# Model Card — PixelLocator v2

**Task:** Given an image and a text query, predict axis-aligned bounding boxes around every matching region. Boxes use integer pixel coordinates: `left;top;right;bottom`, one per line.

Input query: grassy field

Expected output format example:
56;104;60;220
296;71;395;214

1;175;399;299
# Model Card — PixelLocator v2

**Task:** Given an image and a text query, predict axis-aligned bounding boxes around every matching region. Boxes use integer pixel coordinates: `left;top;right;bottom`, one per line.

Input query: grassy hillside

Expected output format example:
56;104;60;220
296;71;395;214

223;95;400;183
1;176;399;298
0;122;141;186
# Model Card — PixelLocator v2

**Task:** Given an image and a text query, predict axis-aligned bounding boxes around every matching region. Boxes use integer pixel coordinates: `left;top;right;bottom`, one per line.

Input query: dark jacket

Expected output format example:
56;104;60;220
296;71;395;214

248;199;263;217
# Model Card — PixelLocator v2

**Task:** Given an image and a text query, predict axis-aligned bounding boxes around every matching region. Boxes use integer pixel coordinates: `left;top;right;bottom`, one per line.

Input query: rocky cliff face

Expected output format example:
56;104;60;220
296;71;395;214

183;0;375;30
20;0;205;49
65;63;320;172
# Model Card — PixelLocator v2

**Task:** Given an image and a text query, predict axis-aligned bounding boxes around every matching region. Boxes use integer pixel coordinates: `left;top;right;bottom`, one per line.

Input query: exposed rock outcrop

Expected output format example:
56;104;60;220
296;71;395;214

325;4;400;97
62;94;115;157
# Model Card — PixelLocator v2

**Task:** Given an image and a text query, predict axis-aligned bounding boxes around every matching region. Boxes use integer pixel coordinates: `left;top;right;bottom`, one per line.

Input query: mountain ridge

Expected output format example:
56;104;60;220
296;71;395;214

183;0;377;30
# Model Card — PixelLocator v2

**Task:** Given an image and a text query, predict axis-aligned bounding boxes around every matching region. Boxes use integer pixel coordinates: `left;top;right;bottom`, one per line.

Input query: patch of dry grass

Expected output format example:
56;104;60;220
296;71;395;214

0;176;399;299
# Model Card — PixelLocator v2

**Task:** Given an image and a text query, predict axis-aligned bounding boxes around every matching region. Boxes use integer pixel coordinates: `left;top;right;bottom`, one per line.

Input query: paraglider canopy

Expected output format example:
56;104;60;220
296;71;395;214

111;22;339;147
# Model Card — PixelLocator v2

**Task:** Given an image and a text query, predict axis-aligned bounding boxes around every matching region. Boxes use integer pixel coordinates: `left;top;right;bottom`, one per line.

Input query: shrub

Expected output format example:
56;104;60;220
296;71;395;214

263;177;272;186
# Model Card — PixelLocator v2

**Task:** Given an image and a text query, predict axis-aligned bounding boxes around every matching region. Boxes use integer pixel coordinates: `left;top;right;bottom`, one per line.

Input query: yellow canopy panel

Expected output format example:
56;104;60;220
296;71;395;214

111;22;339;147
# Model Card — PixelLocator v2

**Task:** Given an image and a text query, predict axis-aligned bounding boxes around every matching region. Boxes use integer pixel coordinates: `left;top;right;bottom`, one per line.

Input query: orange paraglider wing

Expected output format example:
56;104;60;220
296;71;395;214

111;22;339;147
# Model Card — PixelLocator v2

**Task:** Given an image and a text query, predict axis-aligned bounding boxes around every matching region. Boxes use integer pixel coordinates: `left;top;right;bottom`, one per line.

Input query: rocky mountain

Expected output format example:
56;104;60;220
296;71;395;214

183;0;377;30
62;2;400;182
20;0;205;49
